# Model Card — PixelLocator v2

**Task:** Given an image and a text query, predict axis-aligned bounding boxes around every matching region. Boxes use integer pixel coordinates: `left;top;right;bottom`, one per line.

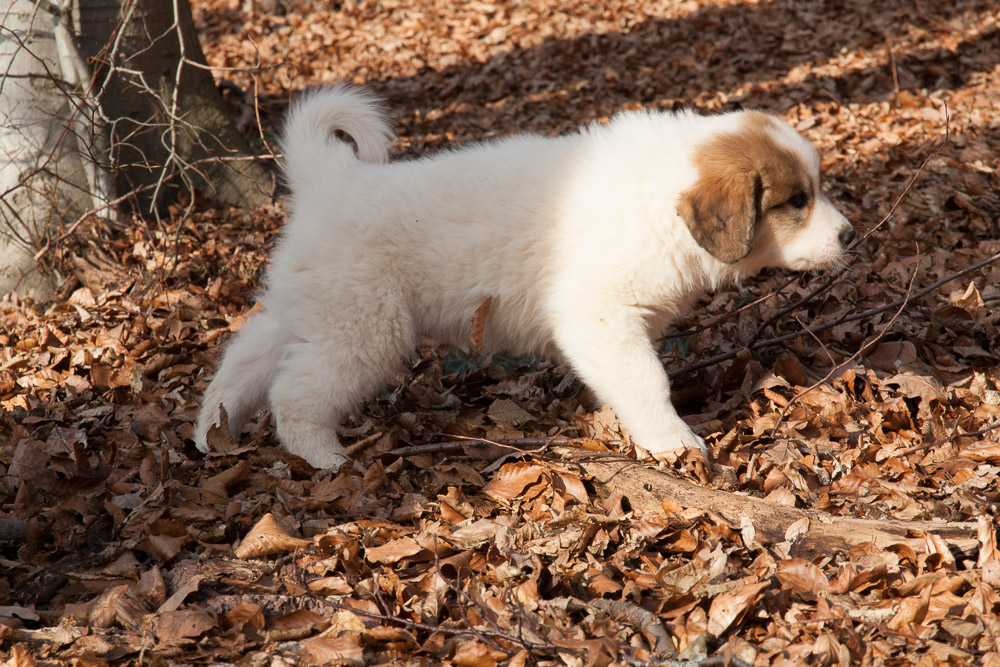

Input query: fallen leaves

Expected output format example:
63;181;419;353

235;513;311;559
2;0;1000;664
156;609;216;644
364;536;425;565
706;580;769;638
776;558;830;595
297;635;365;666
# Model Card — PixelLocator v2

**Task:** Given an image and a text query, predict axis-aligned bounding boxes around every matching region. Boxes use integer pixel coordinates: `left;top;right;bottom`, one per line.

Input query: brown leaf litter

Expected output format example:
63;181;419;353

3;0;1000;664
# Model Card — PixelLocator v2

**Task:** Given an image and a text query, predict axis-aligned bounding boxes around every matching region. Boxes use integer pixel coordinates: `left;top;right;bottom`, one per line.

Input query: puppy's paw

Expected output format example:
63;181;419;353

636;422;710;461
301;449;349;471
277;424;350;471
675;426;710;459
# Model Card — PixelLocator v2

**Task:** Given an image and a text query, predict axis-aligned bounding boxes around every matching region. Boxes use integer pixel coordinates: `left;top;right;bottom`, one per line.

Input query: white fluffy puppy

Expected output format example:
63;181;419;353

196;86;854;469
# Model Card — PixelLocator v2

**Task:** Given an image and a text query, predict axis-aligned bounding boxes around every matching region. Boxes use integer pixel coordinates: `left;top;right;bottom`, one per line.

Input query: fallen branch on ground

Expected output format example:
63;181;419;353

550;446;979;560
390;438;980;558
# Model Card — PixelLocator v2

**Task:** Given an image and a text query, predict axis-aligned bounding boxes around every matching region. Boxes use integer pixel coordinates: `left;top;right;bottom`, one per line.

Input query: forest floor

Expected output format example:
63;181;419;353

3;0;1000;665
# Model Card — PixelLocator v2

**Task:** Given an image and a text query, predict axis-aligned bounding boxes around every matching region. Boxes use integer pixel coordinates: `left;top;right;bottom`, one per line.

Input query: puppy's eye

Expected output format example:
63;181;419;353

787;192;809;209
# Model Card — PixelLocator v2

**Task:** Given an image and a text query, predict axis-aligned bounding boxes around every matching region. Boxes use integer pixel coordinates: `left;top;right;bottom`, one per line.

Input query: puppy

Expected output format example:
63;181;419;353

195;86;854;469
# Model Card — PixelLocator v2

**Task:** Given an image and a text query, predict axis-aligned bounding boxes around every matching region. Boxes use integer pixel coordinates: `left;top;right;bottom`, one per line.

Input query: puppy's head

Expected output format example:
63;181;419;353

678;111;853;272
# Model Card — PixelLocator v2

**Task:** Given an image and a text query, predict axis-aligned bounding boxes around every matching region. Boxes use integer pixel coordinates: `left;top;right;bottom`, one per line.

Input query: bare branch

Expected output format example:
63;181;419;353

669;250;1000;379
770;248;921;434
50;0;117;221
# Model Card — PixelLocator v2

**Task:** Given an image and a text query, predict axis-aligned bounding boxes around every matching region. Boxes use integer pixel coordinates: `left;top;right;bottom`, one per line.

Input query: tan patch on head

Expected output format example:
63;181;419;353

678;113;814;263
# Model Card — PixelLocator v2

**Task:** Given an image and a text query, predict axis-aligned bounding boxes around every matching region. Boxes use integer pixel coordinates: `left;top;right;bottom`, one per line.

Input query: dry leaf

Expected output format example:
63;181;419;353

223;602;265;632
137;566;167;607
707;581;769;637
159;575;205;613
452;638;507;666
298;635;365;666
482;462;547;501
309;576;353;595
924;533;958;569
234;513;311;559
468;296;492;350
8;645;36;667
270;609;329;639
156;610;216;643
365;536;424;564
888;586;932;632
554;471;589;504
739;516;756;547
776;559;830;594
978;514;1000;568
784;517;810;542
487;398;534;426
450;519;502;547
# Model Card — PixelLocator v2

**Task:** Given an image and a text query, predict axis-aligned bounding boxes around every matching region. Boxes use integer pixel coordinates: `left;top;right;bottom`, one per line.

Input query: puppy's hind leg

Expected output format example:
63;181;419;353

268;293;416;470
196;311;289;452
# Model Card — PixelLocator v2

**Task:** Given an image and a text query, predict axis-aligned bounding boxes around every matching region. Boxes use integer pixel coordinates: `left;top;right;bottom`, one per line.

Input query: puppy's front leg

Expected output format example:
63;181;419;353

552;307;708;458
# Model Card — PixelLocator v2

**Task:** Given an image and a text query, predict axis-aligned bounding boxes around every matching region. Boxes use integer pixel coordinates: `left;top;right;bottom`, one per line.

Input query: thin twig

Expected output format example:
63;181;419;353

794;313;836;367
855;98;949;246
302;593;572;656
892;421;1000;456
386;435;622;458
670;250;1000;379
791;614;928;645
770;248;921;434
387;442;466;457
666;275;799;339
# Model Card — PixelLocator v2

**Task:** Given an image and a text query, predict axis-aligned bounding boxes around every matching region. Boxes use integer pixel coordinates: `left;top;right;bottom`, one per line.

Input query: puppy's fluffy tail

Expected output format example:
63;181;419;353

281;85;394;185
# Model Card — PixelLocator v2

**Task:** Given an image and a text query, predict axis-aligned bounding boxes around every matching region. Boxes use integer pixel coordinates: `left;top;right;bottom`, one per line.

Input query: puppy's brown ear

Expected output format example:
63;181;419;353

678;170;761;264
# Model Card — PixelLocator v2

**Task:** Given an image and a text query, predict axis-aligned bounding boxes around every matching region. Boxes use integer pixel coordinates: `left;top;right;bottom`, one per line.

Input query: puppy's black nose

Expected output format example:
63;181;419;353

839;226;856;247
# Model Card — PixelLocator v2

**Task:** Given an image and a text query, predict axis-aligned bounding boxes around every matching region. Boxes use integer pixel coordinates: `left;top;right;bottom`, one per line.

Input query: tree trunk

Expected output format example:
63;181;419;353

75;0;272;211
0;1;94;298
0;0;271;298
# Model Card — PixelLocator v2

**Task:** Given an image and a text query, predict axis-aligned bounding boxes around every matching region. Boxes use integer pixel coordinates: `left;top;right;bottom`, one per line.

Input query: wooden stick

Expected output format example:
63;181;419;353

551;446;978;560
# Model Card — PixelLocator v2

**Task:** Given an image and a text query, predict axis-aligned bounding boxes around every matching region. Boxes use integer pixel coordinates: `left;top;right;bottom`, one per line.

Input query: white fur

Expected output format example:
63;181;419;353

195;86;852;469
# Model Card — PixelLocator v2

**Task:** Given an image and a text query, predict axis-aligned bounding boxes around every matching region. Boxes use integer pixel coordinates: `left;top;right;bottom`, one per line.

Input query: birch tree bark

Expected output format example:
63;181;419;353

0;0;270;297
